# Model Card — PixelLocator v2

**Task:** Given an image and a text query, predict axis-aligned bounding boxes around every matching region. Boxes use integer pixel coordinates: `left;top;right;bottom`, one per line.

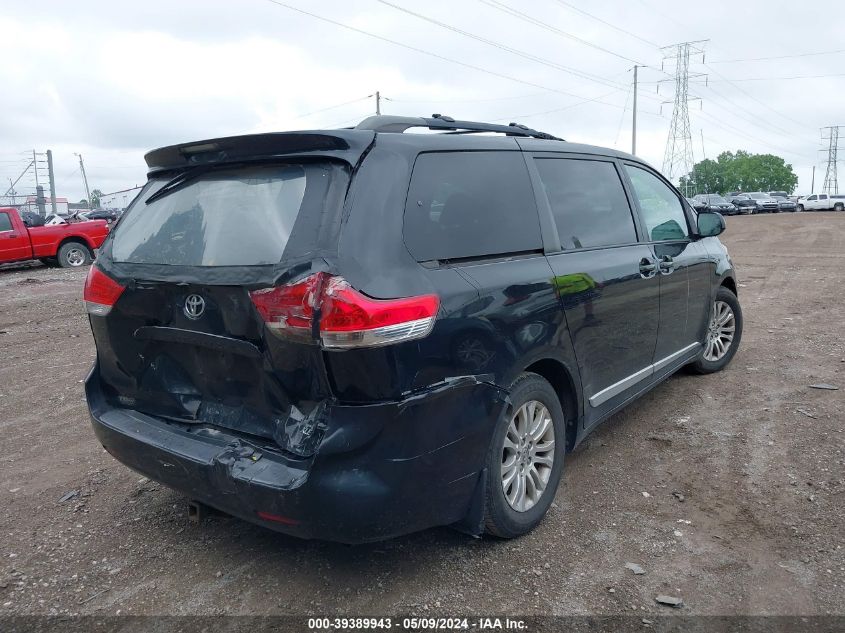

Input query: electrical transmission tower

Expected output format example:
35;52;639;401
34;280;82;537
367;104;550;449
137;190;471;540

821;126;841;194
660;40;707;195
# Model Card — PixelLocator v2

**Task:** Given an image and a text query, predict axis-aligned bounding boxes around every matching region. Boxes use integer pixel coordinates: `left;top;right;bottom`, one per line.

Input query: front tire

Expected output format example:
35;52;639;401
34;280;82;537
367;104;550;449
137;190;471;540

797;204;805;212
57;241;92;268
484;372;566;538
689;287;743;374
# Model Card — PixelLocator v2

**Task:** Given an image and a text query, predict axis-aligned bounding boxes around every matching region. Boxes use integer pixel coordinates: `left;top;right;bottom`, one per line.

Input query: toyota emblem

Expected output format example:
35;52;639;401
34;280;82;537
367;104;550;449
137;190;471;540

184;294;206;320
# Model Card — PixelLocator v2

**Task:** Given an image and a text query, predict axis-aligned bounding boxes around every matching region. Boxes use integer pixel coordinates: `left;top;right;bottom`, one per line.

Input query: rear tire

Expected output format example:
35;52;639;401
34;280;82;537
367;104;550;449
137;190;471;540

57;241;92;268
689;286;743;374
835;203;844;212
484;372;566;539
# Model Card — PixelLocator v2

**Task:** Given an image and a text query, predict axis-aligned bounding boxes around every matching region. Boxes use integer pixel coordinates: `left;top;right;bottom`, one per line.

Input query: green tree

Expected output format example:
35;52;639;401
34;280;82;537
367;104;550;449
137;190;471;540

679;151;798;195
90;188;104;208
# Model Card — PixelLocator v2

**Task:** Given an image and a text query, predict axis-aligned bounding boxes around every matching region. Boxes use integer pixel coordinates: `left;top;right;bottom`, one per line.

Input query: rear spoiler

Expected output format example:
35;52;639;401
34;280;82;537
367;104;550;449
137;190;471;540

144;130;376;175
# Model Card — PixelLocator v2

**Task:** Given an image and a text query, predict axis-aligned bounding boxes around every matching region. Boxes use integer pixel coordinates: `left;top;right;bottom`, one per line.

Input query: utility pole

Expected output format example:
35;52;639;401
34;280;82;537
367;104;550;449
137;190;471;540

700;129;708;193
660;40;708;196
811;165;815;193
631;66;638;155
375;91;381;115
821;125;841;194
32;150;40;189
46;149;57;216
76;153;92;209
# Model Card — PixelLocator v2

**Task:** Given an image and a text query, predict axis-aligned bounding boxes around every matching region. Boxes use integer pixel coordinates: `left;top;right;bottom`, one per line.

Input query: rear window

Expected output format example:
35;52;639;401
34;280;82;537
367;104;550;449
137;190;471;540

111;163;348;266
403;151;542;261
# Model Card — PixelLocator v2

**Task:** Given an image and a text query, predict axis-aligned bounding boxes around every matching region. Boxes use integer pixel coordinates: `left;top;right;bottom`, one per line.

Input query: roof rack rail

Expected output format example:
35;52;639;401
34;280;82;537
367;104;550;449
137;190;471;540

354;114;564;141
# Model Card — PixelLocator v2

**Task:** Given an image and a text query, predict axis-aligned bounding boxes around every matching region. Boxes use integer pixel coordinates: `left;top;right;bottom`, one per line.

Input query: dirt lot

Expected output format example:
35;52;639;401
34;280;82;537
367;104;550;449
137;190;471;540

0;213;843;618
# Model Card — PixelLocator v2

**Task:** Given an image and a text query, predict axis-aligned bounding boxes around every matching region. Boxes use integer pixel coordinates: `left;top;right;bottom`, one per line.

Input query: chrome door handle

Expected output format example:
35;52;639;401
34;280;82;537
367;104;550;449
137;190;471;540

659;255;675;275
639;257;657;278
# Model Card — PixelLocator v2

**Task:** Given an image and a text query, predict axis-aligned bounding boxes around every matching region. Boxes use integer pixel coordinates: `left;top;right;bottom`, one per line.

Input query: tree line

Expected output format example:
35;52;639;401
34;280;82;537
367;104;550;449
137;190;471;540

679;150;798;196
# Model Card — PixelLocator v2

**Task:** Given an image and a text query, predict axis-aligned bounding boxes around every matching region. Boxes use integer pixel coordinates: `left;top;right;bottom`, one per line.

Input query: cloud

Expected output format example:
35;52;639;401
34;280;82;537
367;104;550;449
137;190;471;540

1;0;842;200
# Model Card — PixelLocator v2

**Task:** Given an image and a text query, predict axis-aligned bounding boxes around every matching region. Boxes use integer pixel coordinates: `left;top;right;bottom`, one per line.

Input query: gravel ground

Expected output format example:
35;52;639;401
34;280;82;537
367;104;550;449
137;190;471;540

0;213;843;618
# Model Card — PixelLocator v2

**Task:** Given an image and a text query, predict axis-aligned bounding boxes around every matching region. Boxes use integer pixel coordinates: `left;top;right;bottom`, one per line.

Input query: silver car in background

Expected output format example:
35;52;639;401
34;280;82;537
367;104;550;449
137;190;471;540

745;192;780;213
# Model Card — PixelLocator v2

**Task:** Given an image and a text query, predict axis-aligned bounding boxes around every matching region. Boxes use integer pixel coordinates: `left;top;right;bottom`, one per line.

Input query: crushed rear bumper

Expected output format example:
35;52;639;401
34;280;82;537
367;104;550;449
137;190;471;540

85;364;507;543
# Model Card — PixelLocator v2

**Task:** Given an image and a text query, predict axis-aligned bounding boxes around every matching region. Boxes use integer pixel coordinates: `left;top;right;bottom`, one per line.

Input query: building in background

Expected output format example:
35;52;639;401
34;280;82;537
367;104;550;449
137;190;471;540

24;195;69;216
99;186;143;211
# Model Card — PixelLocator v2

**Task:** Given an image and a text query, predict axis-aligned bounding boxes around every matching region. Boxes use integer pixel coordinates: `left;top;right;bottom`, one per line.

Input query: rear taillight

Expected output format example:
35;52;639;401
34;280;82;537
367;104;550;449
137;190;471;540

83;265;125;316
249;273;439;349
248;273;325;340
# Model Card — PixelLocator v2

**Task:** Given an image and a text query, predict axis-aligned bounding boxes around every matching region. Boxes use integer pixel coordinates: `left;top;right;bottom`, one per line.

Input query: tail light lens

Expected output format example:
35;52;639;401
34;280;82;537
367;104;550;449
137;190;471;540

248;273;325;340
249;273;439;349
83;266;125;316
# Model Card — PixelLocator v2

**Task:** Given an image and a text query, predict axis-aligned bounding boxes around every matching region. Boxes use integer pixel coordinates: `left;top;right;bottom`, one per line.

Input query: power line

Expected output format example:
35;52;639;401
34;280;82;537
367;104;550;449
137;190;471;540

693;109;812;162
627;3;814;138
551;0;661;48
702;82;795;138
708;48;845;63
384;92;545;104
265;0;635;112
702;62;811;130
478;0;658;68
290;94;375;121
614;82;634;148
376;0;636;92
709;71;845;82
489;88;658;122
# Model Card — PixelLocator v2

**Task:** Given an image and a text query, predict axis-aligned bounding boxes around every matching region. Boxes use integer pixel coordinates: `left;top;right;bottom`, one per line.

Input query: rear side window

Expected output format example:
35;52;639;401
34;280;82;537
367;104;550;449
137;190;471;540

534;158;637;249
111;162;348;266
624;164;689;241
403;152;541;261
0;213;12;232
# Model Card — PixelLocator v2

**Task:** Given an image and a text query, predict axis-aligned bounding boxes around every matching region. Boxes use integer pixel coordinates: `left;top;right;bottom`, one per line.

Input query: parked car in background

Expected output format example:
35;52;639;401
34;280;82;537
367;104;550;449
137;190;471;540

0;207;109;267
797;193;845;212
744;192;779;213
686;196;707;212
726;194;758;214
85;209;121;222
83;115;743;543
768;191;789;199
770;195;797;212
693;194;739;215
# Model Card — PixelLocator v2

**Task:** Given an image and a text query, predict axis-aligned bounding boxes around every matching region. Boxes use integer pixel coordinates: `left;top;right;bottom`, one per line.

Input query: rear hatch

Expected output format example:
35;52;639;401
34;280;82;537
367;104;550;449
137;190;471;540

86;131;373;456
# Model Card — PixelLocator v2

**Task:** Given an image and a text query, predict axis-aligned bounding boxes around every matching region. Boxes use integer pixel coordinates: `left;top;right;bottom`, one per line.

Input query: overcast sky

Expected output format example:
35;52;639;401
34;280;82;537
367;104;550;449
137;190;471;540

2;0;843;202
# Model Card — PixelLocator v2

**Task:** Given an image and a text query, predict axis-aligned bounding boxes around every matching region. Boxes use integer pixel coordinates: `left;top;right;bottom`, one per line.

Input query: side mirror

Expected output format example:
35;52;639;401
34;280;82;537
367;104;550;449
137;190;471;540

697;210;726;237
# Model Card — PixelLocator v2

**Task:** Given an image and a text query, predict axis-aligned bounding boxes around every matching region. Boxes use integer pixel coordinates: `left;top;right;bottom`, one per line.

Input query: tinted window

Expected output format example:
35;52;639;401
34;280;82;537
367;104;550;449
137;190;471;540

111;163;348;266
0;213;12;232
403;152;541;261
807;195;817;201
534;158;637;249
624;165;689;241
819;194;828;200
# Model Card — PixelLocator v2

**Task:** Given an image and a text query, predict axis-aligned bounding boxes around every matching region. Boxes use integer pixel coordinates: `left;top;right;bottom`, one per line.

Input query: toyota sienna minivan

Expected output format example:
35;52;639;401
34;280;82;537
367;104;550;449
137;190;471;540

84;115;742;543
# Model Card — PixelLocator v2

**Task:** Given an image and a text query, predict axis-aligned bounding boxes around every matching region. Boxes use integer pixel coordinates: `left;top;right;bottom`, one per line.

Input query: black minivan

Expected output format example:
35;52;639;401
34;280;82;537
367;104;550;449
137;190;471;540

84;115;742;543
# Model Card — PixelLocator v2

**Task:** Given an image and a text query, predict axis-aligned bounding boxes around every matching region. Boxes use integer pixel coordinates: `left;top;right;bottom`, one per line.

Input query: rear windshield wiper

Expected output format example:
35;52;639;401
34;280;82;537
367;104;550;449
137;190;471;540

144;166;212;205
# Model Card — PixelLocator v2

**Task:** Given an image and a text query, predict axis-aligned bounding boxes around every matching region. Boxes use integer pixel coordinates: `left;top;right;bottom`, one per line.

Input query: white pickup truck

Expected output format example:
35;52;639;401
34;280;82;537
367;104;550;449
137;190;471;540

796;193;845;212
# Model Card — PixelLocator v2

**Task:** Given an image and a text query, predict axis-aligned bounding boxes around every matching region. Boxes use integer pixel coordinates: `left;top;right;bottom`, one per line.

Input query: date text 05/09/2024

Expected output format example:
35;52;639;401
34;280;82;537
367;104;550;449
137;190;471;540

307;617;528;630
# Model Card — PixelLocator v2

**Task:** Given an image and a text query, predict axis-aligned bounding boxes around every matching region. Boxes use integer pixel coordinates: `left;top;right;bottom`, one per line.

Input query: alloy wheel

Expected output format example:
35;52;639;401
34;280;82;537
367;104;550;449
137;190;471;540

704;300;736;361
66;248;86;267
501;400;555;512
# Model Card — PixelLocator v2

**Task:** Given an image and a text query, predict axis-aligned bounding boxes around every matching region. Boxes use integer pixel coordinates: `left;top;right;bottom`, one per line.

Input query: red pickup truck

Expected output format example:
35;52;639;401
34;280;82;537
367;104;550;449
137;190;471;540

0;207;109;268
